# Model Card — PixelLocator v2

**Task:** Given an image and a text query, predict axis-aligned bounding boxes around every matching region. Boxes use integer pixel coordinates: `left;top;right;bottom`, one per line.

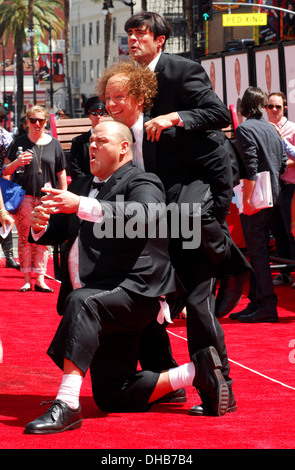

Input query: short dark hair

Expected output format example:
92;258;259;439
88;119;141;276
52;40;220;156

268;91;287;107
124;11;172;49
241;86;268;117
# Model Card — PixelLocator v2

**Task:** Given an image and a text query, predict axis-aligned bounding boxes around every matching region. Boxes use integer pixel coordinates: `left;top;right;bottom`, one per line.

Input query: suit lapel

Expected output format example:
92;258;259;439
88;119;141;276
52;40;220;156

153;54;167;104
95;162;135;200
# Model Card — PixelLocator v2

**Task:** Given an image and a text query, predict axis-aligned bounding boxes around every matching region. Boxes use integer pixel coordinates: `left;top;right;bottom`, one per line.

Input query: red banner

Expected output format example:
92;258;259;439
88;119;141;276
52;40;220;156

38;53;50;82
38;53;64;83
53;53;64;83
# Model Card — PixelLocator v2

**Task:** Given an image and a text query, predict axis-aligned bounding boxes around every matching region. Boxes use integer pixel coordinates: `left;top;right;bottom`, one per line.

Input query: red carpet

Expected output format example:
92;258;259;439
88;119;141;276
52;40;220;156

1;255;295;452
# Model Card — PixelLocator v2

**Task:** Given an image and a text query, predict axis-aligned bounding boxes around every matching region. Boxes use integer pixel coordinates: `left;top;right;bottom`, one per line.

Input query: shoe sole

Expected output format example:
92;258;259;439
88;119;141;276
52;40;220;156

207;347;229;417
238;317;279;323
189;402;237;416
24;419;83;435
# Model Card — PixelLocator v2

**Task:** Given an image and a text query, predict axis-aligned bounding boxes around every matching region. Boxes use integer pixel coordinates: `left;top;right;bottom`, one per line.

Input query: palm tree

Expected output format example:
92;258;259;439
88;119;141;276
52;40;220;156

91;0;111;68
0;0;64;124
28;0;37;105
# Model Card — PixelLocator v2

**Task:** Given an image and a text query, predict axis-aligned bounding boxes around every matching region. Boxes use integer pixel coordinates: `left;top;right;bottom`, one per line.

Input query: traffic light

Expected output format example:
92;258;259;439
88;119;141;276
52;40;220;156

200;0;213;22
3;94;12;112
3;95;9;111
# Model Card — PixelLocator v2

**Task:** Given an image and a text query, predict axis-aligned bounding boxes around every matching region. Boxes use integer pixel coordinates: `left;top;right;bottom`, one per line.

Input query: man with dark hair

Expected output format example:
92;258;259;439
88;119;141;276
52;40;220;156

124;11;251;415
233;87;287;323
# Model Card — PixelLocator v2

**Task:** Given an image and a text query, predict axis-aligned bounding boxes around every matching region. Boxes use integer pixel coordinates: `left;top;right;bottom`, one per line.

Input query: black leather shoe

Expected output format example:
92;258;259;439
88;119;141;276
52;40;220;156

190;390;237;416
35;284;54;293
191;346;229;416
238;310;279;323
229;303;256;320
215;270;250;318
24;400;82;434
154;388;187;404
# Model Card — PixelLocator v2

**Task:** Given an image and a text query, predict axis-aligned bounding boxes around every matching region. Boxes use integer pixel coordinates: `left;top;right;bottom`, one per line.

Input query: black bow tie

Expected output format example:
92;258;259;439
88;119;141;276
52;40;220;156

91;181;105;190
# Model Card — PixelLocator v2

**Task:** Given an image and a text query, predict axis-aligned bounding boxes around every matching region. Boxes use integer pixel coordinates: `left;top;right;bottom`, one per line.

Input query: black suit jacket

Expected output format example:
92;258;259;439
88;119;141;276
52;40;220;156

31;162;183;314
70;129;92;181
153;53;230;130
147;54;233;224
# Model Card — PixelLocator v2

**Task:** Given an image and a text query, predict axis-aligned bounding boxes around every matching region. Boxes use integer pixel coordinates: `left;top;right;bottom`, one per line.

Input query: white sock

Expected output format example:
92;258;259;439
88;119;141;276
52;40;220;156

55;374;83;410
168;362;195;390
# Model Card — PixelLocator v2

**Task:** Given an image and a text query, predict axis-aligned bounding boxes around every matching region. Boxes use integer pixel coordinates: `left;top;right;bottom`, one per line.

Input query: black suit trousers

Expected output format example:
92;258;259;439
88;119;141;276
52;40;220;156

240;207;279;312
47;286;160;412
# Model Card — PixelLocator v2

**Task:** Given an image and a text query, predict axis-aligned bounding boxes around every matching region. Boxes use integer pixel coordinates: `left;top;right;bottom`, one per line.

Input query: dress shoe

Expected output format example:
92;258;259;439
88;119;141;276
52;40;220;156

215;270;250;318
273;273;293;286
229;303;256;320
191;346;229;416
238;309;279;323
190;389;237;416
20;284;32;292
24;400;82;434
154;388;187;404
35;284;54;293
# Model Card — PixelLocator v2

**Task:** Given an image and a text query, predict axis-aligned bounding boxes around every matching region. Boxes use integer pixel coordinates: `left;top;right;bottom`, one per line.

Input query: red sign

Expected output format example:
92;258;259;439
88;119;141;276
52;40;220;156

53;53;64;83
38;53;64;83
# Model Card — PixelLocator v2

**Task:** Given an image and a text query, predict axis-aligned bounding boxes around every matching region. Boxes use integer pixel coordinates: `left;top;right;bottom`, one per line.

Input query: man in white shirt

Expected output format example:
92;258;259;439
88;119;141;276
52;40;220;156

266;92;295;287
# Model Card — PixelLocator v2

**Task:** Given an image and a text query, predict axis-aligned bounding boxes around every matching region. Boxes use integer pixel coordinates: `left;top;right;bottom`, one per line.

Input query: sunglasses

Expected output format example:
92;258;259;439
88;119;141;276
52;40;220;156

267;104;283;110
29;117;46;125
89;110;107;116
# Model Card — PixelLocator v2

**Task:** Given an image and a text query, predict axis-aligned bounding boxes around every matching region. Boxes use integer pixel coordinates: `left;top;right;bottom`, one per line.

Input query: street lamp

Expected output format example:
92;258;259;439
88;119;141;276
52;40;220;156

102;1;114;15
102;0;136;16
0;41;7;129
44;25;54;108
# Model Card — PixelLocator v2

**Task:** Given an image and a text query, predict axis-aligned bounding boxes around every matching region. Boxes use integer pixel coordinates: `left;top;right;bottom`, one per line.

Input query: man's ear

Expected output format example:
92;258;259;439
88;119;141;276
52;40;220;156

156;35;166;50
120;140;130;160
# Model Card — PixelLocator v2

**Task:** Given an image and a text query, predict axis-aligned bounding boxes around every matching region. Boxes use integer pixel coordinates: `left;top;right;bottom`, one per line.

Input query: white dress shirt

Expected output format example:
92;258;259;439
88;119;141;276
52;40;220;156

31;176;172;323
131;114;145;170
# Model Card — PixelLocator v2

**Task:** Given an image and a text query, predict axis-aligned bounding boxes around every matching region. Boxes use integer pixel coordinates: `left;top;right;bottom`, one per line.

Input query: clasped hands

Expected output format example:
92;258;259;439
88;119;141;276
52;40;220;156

30;188;80;232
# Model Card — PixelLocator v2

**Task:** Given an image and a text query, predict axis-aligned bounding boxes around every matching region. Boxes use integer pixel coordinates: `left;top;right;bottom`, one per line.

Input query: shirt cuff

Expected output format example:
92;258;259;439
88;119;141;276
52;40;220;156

31;228;46;241
176;113;184;127
78;195;104;223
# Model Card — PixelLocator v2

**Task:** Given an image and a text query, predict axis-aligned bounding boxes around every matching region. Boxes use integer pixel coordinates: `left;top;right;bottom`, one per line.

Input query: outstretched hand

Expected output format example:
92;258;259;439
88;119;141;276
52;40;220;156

40;187;80;214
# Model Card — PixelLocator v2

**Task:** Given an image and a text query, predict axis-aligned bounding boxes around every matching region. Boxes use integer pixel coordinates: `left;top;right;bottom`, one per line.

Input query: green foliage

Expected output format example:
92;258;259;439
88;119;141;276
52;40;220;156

0;0;64;46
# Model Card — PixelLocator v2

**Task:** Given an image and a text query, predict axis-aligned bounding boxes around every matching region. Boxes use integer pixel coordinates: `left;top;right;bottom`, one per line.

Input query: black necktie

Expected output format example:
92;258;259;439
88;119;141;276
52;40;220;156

130;128;136;143
91;181;105;191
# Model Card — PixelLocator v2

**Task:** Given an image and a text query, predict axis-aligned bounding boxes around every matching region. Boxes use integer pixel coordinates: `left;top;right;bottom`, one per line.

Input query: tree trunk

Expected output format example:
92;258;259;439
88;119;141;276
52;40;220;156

104;12;112;69
64;0;73;117
16;31;24;123
28;0;36;105
185;0;195;60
